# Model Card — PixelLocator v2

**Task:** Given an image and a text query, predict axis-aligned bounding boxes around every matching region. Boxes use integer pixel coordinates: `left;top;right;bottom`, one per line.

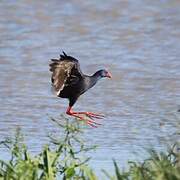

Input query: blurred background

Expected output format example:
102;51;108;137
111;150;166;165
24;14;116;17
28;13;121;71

0;0;180;174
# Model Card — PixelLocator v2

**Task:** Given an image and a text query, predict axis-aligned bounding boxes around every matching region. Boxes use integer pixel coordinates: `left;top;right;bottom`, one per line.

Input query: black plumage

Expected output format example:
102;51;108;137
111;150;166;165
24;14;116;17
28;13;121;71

49;51;112;127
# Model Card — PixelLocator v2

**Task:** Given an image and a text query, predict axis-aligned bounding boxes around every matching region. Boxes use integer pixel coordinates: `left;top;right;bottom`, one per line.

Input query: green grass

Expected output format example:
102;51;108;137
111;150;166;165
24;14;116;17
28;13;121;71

0;116;179;180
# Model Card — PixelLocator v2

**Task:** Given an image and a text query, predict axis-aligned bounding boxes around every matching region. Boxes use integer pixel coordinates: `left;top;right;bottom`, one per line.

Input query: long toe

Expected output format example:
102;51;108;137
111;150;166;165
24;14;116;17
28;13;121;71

86;112;105;119
87;119;102;126
71;114;86;121
87;114;104;119
73;111;105;117
86;120;101;128
68;112;102;128
87;122;98;128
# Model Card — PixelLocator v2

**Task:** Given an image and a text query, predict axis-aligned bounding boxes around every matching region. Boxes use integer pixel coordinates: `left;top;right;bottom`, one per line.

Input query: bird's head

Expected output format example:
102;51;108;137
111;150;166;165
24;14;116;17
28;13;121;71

98;69;112;78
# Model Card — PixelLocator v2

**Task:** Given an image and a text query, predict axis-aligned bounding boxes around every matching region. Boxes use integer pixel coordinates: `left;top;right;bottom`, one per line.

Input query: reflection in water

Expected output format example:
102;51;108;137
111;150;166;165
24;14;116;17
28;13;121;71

0;0;180;172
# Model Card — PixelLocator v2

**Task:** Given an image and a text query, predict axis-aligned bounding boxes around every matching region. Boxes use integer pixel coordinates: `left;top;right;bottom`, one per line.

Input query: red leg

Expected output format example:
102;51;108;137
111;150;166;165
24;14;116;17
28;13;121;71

66;107;102;127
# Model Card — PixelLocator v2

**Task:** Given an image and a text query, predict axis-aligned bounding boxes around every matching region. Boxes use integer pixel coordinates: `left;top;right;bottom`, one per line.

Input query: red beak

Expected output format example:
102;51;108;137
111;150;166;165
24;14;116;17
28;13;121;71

106;71;112;78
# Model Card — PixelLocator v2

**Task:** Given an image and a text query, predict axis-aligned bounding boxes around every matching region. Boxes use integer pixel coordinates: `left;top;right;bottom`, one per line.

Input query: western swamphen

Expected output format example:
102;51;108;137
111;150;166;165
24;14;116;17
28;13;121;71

49;52;112;127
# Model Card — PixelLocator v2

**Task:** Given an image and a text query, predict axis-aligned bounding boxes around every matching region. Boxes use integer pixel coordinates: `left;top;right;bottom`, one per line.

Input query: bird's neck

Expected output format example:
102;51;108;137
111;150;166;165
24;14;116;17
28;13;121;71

87;71;102;88
82;71;102;92
92;71;102;81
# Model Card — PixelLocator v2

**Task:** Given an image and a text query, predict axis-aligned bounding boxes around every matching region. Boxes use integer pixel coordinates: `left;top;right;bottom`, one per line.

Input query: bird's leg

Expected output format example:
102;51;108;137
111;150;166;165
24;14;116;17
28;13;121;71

66;107;85;121
66;106;101;127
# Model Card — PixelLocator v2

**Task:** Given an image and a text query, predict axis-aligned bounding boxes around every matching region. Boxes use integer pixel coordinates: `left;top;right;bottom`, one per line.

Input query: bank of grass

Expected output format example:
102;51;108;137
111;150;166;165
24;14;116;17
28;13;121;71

0;116;179;180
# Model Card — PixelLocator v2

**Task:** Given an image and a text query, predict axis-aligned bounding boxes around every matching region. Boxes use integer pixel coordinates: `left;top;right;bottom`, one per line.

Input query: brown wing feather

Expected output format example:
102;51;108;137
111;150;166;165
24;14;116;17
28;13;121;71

49;52;83;96
49;60;75;95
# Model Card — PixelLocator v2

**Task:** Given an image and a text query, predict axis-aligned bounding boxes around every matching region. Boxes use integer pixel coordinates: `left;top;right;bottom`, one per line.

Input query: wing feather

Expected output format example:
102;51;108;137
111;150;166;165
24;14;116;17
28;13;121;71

49;52;83;96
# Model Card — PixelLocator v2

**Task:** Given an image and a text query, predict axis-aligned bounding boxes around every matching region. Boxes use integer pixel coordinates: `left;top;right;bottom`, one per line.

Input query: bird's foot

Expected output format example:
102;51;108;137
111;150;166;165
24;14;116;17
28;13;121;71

73;112;105;119
66;112;101;128
86;118;102;128
66;107;103;128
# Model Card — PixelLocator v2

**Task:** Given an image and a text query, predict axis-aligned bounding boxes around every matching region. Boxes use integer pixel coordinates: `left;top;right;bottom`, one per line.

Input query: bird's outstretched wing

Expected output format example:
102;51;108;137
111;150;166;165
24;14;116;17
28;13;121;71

49;51;83;96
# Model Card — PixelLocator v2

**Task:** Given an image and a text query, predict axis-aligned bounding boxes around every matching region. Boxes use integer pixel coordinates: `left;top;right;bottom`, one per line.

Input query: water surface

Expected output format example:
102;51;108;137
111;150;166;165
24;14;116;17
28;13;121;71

0;0;180;174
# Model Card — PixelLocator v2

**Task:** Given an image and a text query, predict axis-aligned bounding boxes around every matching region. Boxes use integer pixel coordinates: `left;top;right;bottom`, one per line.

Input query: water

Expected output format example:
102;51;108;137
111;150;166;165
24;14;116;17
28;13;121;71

0;0;180;175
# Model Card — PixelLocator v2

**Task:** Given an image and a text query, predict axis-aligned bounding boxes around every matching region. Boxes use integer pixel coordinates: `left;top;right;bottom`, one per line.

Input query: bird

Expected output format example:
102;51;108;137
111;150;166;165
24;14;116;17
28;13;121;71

49;51;112;127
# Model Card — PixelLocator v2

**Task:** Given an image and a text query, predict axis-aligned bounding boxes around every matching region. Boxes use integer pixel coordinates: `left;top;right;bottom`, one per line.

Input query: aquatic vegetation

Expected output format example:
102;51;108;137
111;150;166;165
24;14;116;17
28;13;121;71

0;117;97;180
103;147;180;180
0;117;179;180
